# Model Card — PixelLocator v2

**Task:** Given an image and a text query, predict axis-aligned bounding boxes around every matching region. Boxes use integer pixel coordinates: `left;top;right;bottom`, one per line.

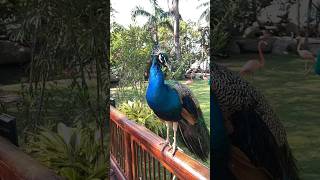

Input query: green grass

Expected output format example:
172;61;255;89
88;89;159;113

219;54;320;180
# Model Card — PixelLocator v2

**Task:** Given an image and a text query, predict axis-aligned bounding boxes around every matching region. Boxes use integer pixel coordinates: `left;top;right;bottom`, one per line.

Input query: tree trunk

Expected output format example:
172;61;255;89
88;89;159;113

306;0;313;46
297;0;301;31
172;0;181;60
252;0;257;24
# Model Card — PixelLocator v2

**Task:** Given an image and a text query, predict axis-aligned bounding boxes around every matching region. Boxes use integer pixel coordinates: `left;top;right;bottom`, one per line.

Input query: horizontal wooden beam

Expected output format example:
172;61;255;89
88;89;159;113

0;136;61;180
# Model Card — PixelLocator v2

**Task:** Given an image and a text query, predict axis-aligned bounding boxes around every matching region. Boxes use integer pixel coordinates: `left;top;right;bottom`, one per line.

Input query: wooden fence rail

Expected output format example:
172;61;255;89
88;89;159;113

0;136;61;180
110;106;210;180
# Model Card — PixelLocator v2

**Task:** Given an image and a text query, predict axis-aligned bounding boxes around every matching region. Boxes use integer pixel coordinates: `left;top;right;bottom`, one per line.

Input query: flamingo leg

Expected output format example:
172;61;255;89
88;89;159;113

304;60;314;75
305;61;308;72
305;61;314;75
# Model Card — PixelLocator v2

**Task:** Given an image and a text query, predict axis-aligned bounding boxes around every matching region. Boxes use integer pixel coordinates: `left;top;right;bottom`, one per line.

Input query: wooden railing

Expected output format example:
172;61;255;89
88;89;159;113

110;106;210;180
0;136;61;180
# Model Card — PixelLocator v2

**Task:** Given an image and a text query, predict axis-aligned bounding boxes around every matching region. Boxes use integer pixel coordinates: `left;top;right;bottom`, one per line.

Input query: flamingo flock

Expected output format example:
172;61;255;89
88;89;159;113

237;36;319;77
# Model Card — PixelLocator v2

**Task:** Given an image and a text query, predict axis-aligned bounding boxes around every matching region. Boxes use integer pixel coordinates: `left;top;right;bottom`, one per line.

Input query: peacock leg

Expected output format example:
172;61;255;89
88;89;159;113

169;122;178;156
160;121;171;151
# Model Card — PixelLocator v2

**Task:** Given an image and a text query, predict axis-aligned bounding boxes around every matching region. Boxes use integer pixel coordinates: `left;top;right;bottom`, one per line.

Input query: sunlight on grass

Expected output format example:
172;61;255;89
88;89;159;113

220;54;320;180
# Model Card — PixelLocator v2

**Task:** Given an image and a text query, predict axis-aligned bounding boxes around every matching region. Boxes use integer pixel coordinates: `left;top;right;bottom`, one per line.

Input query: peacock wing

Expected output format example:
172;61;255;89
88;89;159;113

165;80;210;161
165;80;201;121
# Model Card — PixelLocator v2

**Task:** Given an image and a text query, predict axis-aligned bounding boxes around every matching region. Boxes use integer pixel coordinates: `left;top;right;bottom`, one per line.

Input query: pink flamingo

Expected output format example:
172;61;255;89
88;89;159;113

296;36;316;73
240;40;268;77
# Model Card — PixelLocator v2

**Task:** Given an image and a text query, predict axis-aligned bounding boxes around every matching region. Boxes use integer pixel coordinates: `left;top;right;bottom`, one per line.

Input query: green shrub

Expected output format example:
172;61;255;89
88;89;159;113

118;100;165;136
26;122;108;180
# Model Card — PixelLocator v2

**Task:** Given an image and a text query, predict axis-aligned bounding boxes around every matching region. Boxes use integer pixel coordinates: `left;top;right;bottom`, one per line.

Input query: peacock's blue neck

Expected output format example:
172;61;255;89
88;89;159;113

146;57;167;106
148;57;165;88
146;57;182;120
211;91;228;150
211;91;230;178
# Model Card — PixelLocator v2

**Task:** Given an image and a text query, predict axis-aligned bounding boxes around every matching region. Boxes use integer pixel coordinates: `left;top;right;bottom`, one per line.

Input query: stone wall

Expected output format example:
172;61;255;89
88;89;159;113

227;37;320;55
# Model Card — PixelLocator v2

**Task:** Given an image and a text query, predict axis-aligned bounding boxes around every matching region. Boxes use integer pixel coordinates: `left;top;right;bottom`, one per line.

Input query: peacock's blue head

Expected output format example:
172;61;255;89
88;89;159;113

151;50;171;71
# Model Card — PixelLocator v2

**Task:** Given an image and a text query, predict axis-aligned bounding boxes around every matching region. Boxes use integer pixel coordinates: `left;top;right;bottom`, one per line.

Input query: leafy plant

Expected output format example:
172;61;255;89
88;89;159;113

212;0;240;56
4;0;108;142
26;122;108;180
111;24;153;102
118;100;165;136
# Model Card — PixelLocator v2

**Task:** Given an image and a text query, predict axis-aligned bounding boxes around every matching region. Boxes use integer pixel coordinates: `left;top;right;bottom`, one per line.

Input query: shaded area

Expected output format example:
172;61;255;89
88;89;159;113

0;64;27;85
217;54;320;180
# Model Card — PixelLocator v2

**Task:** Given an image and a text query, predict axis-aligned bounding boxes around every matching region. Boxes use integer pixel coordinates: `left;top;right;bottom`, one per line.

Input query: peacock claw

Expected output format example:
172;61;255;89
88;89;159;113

177;147;183;151
159;140;170;151
168;145;177;156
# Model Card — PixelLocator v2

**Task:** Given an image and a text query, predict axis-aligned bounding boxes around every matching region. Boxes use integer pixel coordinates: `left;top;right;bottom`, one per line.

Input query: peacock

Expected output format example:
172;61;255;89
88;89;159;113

315;50;320;75
211;62;299;180
145;48;210;161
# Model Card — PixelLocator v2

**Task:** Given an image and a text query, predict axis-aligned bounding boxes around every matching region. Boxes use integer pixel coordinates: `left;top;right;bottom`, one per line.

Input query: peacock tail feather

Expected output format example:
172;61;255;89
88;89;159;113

211;62;299;180
166;80;210;161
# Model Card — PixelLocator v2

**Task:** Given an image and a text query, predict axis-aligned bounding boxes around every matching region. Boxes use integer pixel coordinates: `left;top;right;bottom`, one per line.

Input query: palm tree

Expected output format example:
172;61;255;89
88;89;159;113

171;0;181;60
297;0;301;31
197;0;209;59
131;0;173;46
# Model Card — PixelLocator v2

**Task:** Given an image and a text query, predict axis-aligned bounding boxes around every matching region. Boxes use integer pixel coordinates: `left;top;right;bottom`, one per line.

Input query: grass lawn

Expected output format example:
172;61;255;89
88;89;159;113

218;53;320;180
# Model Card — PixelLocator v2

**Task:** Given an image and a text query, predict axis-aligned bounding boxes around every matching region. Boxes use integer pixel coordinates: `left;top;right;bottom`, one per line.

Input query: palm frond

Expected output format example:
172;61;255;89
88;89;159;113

160;11;172;19
197;1;209;9
146;16;158;26
131;6;153;20
197;0;210;22
199;9;210;22
148;0;159;9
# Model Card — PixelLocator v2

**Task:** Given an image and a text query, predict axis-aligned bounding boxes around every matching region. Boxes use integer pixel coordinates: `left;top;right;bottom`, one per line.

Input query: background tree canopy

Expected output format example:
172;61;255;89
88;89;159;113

0;0;109;179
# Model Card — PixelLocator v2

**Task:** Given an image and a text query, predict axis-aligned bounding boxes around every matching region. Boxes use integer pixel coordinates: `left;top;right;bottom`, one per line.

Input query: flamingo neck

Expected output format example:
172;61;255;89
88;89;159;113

258;43;265;66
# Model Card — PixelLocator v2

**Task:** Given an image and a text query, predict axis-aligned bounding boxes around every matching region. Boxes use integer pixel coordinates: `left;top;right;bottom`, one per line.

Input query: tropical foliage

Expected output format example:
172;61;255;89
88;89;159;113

111;23;153;102
26;123;108;180
131;0;173;45
1;0;109;178
118;100;165;136
211;0;240;56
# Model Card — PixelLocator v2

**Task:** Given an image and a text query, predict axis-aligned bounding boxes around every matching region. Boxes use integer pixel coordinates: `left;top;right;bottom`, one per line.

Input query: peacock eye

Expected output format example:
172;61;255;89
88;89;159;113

158;54;163;63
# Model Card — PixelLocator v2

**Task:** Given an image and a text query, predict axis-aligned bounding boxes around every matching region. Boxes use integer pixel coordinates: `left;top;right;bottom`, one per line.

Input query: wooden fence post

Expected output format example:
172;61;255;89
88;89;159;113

124;131;133;180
